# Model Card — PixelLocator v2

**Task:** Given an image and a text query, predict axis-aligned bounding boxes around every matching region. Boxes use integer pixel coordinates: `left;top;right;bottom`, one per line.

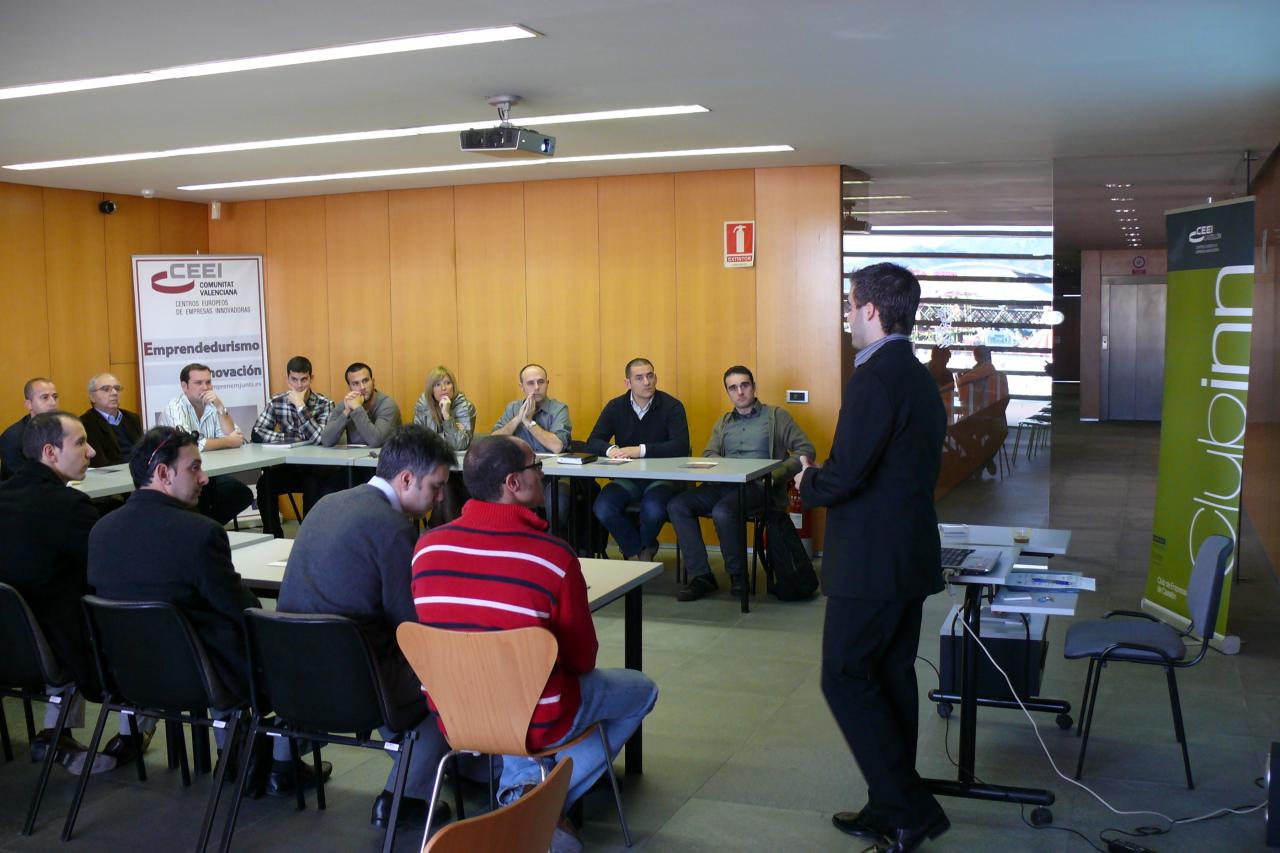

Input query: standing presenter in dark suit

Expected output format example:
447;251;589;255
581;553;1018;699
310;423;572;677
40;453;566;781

796;262;948;853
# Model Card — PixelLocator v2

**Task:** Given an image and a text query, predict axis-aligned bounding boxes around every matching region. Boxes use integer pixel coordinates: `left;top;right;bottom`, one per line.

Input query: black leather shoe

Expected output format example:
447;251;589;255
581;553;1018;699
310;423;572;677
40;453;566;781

265;759;333;797
730;577;745;598
876;811;950;853
832;808;890;839
676;574;718;601
101;727;155;767
369;790;451;829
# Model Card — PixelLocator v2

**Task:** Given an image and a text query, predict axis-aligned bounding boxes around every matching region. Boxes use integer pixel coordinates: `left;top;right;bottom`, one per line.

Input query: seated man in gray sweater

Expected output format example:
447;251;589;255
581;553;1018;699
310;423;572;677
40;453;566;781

279;424;453;830
319;362;402;448
668;365;815;600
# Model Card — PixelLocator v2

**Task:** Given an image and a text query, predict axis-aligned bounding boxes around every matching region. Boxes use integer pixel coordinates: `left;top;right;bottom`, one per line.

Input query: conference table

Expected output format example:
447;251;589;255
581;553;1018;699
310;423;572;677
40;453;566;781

538;456;784;613
232;539;662;775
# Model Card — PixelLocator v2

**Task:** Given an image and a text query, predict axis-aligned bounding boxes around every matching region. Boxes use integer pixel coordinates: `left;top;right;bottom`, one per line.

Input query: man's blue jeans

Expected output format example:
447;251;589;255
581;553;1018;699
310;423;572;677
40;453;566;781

593;478;679;558
498;668;658;808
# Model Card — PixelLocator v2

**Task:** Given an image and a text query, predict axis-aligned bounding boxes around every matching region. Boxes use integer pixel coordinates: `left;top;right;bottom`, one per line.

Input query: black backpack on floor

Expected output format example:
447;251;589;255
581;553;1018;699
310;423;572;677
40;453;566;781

763;511;818;601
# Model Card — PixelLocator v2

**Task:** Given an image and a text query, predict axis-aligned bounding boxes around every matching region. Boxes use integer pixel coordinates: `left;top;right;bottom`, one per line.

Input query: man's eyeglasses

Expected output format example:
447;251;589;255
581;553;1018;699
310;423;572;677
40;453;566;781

146;427;199;469
514;460;543;474
94;385;123;393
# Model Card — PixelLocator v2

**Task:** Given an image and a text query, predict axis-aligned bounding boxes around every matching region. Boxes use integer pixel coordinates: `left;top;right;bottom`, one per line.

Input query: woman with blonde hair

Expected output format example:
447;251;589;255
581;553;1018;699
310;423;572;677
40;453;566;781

412;365;476;451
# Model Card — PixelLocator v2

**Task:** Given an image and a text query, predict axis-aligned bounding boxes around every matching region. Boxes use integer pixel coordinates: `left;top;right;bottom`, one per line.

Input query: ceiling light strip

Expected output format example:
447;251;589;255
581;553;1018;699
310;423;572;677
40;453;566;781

176;145;794;191
0;25;538;101
4;105;710;171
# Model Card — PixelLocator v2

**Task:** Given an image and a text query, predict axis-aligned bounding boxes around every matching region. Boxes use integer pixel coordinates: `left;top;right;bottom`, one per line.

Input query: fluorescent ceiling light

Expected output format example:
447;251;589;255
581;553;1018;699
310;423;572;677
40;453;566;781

4;104;708;170
858;210;949;215
177;144;794;191
842;179;873;185
874;225;1053;232
0;25;538;101
1103;182;1133;188
843;195;911;201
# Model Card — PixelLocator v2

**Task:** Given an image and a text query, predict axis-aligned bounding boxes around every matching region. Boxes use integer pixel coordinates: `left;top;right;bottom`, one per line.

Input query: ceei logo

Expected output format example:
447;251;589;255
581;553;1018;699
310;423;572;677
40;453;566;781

1188;225;1216;244
151;269;195;294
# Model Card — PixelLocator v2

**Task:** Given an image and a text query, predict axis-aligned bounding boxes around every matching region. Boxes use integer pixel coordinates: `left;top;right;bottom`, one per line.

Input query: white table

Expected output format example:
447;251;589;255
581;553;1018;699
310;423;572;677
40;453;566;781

943;524;1071;557
226;531;274;551
541;456;783;613
233;542;662;774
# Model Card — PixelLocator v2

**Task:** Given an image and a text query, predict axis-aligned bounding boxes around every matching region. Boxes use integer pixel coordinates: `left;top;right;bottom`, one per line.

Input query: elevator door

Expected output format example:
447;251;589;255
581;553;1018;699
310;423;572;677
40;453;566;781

1103;279;1166;421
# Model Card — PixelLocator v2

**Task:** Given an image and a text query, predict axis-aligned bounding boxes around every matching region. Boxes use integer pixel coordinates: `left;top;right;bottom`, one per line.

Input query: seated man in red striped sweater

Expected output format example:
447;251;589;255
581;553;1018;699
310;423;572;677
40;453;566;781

412;435;658;853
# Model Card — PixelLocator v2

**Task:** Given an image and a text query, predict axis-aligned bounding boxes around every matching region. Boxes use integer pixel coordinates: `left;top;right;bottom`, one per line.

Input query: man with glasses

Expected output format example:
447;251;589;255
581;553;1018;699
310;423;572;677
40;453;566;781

81;372;143;468
280;424;454;828
163;362;253;526
251;355;337;536
1;377;61;480
413;434;658;853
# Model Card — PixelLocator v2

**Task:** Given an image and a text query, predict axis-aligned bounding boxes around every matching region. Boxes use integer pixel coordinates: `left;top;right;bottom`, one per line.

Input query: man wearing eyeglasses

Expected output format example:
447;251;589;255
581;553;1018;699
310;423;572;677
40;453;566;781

81;372;143;468
413;435;659;853
0;377;61;480
163;363;253;526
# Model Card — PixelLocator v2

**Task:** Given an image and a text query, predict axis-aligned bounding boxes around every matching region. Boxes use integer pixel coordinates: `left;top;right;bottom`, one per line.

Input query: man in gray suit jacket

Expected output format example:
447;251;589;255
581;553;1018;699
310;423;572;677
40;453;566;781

279;424;454;829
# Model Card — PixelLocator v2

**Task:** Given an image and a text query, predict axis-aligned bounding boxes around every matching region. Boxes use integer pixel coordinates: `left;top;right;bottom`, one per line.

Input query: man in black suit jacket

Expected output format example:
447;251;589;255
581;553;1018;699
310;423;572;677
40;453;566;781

80;372;143;468
0;411;119;775
87;426;286;776
797;263;948;853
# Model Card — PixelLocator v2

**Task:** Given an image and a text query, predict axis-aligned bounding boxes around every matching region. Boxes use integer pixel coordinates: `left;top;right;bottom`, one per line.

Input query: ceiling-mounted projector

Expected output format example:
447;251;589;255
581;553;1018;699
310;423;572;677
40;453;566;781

460;95;555;157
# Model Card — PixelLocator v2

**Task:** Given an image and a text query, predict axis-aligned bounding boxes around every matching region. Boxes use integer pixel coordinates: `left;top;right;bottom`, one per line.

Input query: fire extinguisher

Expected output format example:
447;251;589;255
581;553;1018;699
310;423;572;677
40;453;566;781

787;480;813;557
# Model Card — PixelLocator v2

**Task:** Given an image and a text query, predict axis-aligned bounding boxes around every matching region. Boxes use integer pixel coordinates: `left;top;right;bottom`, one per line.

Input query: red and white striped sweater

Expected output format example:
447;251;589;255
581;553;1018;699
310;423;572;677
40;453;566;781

411;500;597;750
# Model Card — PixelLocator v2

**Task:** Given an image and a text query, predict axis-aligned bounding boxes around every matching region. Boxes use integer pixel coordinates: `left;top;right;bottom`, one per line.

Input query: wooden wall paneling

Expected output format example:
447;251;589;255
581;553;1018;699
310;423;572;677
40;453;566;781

388;188;458;416
209;201;267;254
753;166;842;462
673;170;757;448
102;196;158;396
264;197;332;393
0;183;51;424
325;192;393;403
43;189;110;406
524;178;601;437
597;174;677;415
453;182;527;426
157;199;210;254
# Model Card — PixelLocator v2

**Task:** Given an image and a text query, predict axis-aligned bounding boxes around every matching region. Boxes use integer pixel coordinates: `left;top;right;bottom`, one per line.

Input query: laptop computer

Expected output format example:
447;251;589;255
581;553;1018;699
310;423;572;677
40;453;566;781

940;546;1004;575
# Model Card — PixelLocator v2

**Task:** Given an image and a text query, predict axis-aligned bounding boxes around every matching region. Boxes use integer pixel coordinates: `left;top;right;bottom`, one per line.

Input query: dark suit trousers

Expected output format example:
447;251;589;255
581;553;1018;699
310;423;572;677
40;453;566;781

821;595;940;827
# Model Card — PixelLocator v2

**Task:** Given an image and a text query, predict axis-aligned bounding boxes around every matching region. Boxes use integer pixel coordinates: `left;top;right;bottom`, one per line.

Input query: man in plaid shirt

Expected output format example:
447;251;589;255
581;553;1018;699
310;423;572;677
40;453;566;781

252;355;337;536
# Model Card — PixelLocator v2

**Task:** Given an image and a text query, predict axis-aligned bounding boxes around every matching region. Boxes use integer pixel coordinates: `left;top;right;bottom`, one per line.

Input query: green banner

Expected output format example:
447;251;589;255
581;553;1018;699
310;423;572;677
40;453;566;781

1146;198;1254;636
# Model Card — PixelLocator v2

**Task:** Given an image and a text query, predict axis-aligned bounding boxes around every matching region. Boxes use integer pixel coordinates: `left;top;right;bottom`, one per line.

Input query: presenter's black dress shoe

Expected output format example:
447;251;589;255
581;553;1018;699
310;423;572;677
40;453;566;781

265;759;333;797
729;577;745;598
369;790;451;829
676;574;718;601
832;807;890;839
875;811;950;853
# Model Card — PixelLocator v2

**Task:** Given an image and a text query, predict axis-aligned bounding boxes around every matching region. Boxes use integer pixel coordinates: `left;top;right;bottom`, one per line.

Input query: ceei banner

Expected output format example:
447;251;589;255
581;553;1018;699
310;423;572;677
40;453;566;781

724;220;755;268
132;255;270;430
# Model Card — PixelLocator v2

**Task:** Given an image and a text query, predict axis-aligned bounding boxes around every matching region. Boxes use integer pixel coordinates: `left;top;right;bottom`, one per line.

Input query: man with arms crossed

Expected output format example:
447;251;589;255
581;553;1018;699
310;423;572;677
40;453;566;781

81;373;143;468
164;363;253;526
796;263;948;852
585;358;690;561
668;365;815;601
413;435;658;853
251;355;337;536
319;361;401;448
280;424;452;828
1;377;61;480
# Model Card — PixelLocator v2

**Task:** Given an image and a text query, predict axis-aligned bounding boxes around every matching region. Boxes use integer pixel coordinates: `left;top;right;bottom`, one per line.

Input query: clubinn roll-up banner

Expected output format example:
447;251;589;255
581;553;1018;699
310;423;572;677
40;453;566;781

1144;197;1255;649
132;255;269;429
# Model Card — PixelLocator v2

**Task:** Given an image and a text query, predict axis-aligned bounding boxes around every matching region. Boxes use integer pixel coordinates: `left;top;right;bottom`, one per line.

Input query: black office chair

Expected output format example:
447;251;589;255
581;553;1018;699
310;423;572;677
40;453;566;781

1064;533;1234;788
221;609;439;853
64;596;248;851
0;582;80;835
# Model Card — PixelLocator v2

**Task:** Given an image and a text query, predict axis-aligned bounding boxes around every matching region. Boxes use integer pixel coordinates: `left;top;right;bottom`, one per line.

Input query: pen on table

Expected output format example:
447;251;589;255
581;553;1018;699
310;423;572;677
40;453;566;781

1029;577;1070;586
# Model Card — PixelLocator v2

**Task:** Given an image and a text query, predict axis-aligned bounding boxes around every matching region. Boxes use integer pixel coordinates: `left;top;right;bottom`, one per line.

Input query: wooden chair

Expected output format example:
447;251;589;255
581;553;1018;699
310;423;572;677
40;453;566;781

424;757;571;853
396;623;632;849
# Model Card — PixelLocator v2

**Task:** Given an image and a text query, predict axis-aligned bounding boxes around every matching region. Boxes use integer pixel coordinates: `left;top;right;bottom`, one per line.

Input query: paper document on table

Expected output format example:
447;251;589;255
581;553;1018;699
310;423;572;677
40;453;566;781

938;523;969;538
1006;571;1095;591
596;458;631;465
268;560;288;567
681;461;718;469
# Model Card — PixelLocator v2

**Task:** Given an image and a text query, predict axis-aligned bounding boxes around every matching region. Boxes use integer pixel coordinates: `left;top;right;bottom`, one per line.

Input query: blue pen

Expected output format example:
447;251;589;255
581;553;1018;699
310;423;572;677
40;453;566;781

1030;577;1070;586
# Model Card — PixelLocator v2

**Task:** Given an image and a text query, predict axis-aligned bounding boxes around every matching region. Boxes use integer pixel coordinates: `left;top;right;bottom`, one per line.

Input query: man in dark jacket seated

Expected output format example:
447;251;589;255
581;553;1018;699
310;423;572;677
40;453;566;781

88;425;324;793
80;372;143;468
